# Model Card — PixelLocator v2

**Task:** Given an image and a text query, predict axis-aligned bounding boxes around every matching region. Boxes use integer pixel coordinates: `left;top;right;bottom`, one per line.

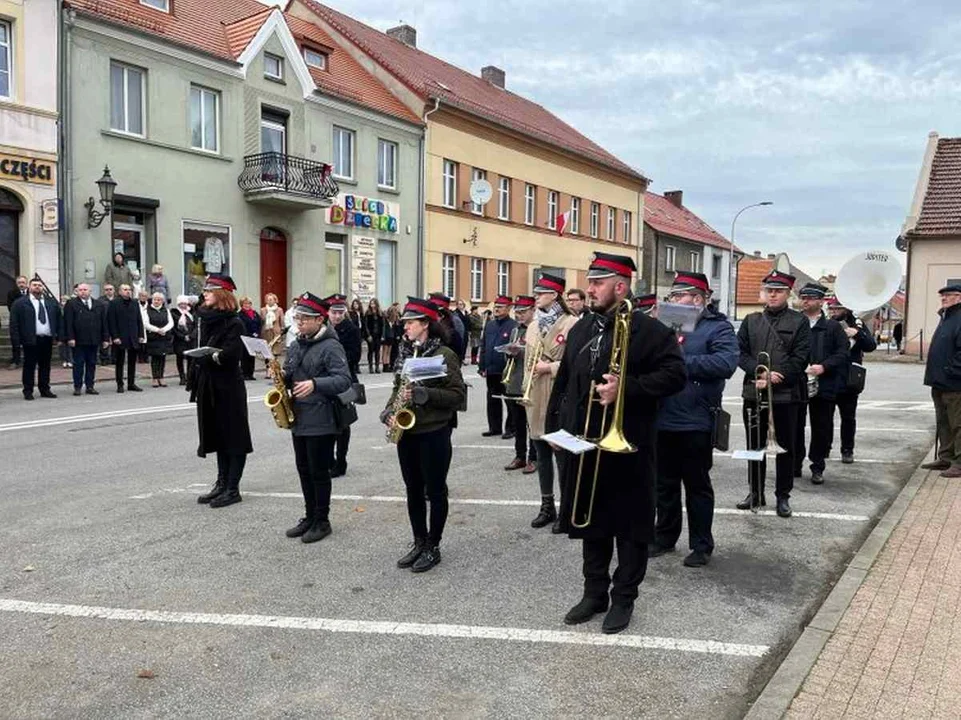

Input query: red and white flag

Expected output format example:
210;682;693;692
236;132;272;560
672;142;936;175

555;209;571;236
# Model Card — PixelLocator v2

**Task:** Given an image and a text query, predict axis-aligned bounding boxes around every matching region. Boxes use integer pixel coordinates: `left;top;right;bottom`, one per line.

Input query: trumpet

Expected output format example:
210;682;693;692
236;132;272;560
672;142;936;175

518;331;543;407
571;299;636;529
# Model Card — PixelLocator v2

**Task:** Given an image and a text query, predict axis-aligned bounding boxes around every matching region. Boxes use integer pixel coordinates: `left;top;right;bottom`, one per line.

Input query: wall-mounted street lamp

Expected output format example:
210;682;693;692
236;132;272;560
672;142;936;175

84;166;118;228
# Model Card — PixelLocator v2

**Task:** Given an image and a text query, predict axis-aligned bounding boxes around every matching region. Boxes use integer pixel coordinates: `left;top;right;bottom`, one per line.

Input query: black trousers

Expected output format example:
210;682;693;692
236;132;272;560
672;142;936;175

150;354;167;380
743;401;798;499
114;345;138;387
367;338;381;367
796;397;836;475
655;430;715;553
397;425;453;545
292;434;336;522
215;451;247;489
583;537;649;604
10;331;21;365
175;352;193;382
485;373;506;433
240;352;255;380
334;426;350;467
72;345;98;389
531;438;560;497
835;392;859;454
99;342;112;365
21;337;53;394
506;400;534;461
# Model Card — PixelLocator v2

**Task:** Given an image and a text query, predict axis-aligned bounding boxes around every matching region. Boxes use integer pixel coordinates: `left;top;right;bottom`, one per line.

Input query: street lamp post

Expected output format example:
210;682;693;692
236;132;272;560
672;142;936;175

728;201;773;320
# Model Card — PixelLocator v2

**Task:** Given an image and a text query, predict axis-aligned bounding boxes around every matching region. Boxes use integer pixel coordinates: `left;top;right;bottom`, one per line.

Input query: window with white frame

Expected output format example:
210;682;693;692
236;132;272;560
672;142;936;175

498;177;511;220
497;260;510;296
332;126;354;179
712;253;723;280
471;168;486;214
377;139;397;189
190;85;219;153
665;245;676;272
140;0;169;10
470;258;484;301
442;254;456;297
110;61;145;136
0;20;11;99
607;207;615;240
442;160;457;208
590;202;599;238
264;53;283;81
690;252;701;273
570;197;580;234
524;184;535;225
303;47;327;69
623;210;632;243
547;191;558;229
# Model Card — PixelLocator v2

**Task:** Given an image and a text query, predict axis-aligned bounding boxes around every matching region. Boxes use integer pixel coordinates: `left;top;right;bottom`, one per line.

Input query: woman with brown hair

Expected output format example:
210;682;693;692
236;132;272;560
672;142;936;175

260;292;285;378
364;298;385;373
237;296;262;381
381;303;399;372
191;275;253;508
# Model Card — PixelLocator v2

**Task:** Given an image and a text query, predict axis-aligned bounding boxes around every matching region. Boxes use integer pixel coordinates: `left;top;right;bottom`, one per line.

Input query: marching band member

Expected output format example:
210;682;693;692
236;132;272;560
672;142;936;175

633;293;658;317
548;253;686;634
504;295;537;474
794;284;850;485
383;298;467;573
478;295;517;438
650;272;738;567
827;295;877;464
283;293;353;544
736;271;811;518
525;274;578;531
429;291;467;360
325;294;362;478
191;274;253;508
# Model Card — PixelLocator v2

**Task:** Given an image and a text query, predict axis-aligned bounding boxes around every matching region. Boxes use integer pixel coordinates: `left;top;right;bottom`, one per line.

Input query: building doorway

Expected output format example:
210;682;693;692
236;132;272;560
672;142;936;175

112;211;146;276
0;188;23;304
324;233;345;296
259;227;288;306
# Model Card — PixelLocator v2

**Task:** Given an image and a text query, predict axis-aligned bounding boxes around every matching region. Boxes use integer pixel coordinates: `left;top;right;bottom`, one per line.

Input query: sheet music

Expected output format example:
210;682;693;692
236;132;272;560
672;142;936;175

657;302;702;333
541;430;597;455
402;356;448;381
731;449;765;461
241;335;274;360
183;346;220;359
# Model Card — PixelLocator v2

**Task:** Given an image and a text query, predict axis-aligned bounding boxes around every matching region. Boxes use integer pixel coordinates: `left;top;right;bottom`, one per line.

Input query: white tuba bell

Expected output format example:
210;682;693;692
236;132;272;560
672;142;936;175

833;250;902;314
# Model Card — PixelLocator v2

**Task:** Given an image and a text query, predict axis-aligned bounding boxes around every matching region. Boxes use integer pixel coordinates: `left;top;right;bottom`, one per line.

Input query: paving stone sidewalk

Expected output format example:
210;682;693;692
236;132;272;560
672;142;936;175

785;470;961;719
0;362;185;390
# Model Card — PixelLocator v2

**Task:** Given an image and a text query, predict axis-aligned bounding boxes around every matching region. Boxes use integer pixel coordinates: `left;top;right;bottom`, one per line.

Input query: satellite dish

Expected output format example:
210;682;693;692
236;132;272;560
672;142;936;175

834;250;902;314
469;179;493;206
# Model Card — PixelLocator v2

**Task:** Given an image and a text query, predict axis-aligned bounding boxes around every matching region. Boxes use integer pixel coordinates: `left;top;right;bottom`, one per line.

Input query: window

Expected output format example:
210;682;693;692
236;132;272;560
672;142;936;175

140;0;169;10
623;210;632;244
570;197;580;234
183;222;230;297
110;62;145;136
377;139;397;189
590;202;600;238
524;184;535;225
470;258;484;301
0;20;11;99
665;245;676;272
264;53;283;81
712;253;723;280
607;207;616;240
442;160;457;208
190;85;219;153
332;126;355;179
471;168;486;214
377;240;396;307
547;191;558;229
497;261;510;296
498;177;511;220
303;47;327;69
442;254;456;297
690;252;700;273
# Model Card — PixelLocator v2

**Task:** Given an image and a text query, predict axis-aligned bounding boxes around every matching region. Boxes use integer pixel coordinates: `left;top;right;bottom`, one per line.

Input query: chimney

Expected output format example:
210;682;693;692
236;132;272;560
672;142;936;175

767;253;776;260
753;251;761;258
481;65;505;89
386;24;416;48
664;190;683;208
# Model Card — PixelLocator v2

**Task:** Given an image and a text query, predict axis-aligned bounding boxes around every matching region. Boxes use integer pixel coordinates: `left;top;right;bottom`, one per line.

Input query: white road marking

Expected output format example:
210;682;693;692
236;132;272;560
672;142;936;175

0;598;769;658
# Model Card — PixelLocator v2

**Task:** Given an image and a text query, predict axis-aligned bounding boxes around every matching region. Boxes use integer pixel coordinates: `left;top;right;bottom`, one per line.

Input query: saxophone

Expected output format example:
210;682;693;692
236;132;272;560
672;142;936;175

264;335;295;429
386;347;418;444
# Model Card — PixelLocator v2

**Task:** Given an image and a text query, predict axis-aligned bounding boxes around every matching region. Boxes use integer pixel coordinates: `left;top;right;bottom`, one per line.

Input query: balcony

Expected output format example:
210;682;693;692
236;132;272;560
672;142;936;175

238;152;340;210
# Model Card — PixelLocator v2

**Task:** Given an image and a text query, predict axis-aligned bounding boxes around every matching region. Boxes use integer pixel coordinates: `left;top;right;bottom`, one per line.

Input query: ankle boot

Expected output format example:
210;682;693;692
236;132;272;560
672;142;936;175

736;492;766;510
531;496;557;528
301;518;332;543
197;479;226;504
397;537;427;568
209;477;241;508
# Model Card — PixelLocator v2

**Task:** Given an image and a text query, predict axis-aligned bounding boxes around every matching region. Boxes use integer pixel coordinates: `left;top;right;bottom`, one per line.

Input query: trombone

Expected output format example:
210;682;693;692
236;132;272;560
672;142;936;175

570;299;636;529
518;331;544;407
744;351;786;513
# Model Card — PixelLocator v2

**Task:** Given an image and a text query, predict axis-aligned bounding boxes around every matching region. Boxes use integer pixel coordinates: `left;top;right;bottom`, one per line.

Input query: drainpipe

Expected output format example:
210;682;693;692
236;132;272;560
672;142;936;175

418;98;441;294
59;7;74;292
636;188;643;292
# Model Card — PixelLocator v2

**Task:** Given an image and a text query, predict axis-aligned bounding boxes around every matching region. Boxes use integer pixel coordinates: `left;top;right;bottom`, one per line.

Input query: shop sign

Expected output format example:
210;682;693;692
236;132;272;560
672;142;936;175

328;194;399;233
0;154;55;185
40;199;60;232
351;236;377;302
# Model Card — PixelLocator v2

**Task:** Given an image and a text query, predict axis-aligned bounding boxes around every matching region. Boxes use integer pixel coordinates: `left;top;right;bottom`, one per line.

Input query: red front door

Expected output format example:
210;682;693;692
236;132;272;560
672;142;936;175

259;228;288;305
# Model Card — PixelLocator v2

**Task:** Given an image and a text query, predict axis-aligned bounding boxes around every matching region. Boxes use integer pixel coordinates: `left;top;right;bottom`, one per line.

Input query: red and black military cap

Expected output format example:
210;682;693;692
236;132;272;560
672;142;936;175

533;273;566;294
513;295;535;308
633;293;657;314
295;292;328;317
203;274;237;292
671;271;711;295
324;293;348;310
401;296;440;321
761;270;796;289
493;295;514;306
428;291;452;308
587;252;637;279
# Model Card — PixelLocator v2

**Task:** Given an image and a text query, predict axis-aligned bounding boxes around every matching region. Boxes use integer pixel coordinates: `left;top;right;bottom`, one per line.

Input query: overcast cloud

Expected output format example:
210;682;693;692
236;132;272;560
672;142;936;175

267;0;960;277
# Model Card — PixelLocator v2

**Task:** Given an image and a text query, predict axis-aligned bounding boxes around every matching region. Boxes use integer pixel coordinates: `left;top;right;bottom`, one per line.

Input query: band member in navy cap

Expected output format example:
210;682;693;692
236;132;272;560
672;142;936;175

479;294;518;438
192;274;254;508
736;269;810;517
826;295;876;464
548;252;686;634
325;293;362;478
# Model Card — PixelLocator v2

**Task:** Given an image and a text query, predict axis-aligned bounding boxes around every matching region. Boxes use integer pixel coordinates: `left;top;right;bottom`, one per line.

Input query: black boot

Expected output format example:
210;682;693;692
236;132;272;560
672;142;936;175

301;518;332;543
209;475;241;508
397;538;427;568
368;361;374;373
330;461;346;479
197;479;226;504
530;496;557;528
776;497;792;518
563;595;608;625
736;492;766;510
411;544;441;573
285;517;312;538
602;602;634;634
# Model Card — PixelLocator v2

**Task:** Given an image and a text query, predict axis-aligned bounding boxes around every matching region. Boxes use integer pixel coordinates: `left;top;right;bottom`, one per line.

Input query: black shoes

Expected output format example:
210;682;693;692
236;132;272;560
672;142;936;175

301;520;332;543
551;518;565;535
286;517;312;538
602;602;634;634
841;452;854;464
197;480;226;504
648;544;675;558
921;459;951;471
23;392;34;401
684;550;711;568
811;472;824;485
39;390;57;398
127;385;143;392
397;538;427;568
776;497;792;518
209;483;241;508
481;430;500;437
411;545;441;573
502;431;515;440
330;461;347;479
564;596;609;625
531;497;557;528
736;493;766;510
73;388;83;396
86;388;99;395
116;385;125;393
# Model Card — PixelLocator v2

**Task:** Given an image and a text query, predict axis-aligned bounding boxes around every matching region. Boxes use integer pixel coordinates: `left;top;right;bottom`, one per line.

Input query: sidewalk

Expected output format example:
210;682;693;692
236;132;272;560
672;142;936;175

0;361;183;390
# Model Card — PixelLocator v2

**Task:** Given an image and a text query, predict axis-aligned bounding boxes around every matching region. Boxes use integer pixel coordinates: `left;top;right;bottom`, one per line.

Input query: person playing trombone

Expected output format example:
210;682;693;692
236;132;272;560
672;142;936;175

503;295;537;475
547;253;686;634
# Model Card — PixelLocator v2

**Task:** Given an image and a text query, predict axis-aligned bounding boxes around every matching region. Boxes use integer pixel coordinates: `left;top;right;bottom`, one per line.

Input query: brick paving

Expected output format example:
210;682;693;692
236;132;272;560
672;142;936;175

786;471;961;719
0;360;187;391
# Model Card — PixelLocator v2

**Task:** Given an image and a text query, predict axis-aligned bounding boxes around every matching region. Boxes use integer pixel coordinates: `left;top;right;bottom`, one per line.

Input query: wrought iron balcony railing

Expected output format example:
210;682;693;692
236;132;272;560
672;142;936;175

237;152;340;202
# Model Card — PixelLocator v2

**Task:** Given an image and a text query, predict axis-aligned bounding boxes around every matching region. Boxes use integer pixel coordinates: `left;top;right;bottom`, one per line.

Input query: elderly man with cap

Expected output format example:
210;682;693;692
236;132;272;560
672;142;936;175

922;282;961;477
503;295;538;474
736;270;811;517
650;272;738;567
282;293;353;543
479;294;518;438
325;294;362;478
547;252;686;634
795;283;850;485
429;291;466;359
827;295;876;464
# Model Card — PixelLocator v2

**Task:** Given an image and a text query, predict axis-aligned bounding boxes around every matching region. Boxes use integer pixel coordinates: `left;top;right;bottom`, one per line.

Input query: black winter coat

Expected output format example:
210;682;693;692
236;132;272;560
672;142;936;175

10;294;62;347
364;312;384;342
108;297;144;348
144;305;174;356
479;315;517;376
284;326;353;437
384;343;467;435
333;318;362;381
64;297;108;347
737;306;811;403
238;309;262;338
807;314;851;400
171;308;197;353
547;309;687;541
189;308;253;458
836;311;877;367
925;303;961;392
6;286;26;309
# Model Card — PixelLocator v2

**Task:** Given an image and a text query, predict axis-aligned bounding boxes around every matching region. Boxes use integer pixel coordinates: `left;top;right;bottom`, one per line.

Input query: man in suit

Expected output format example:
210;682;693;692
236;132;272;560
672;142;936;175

64;283;109;396
10;278;62;400
98;284;117;366
107;283;144;393
6;275;28;369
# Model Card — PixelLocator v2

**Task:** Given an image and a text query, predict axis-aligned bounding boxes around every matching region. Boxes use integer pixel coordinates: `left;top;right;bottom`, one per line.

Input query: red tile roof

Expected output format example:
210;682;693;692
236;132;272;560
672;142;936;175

223;7;273;60
294;0;646;182
644;192;738;251
910;137;961;237
736;257;774;305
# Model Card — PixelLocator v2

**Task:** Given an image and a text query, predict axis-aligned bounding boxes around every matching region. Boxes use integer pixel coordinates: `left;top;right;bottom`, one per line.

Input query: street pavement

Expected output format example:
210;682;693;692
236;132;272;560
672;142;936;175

0;361;934;718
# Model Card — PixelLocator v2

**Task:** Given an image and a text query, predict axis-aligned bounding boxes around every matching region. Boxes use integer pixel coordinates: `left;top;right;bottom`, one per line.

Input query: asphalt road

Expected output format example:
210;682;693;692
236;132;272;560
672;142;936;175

0;361;934;719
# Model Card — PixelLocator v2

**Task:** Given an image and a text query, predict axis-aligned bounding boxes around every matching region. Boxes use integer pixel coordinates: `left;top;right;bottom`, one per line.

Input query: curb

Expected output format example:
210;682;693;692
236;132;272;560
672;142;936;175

744;442;936;720
0;368;185;391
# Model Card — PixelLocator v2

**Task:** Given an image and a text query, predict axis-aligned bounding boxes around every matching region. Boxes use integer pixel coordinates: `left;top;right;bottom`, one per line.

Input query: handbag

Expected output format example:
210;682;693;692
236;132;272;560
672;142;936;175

712;407;731;452
847;363;867;394
332;387;359;430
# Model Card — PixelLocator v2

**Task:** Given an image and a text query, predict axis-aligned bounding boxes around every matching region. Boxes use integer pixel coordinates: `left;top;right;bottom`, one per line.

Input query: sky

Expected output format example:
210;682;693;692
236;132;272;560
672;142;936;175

263;0;960;277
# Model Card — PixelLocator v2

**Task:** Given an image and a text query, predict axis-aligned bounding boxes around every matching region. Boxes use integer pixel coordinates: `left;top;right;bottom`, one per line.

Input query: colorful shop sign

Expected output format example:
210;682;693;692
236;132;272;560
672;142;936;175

327;194;399;234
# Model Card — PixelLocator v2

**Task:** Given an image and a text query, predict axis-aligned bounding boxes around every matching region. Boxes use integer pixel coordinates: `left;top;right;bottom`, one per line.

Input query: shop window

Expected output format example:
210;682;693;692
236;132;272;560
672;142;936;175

183;221;230;298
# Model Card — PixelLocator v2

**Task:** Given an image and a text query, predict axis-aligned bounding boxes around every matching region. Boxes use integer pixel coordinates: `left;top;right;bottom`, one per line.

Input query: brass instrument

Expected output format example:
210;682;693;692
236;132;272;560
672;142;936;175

264;334;295;429
571;299;636;529
386;347;419;444
501;327;521;389
755;351;786;456
518;331;544;407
